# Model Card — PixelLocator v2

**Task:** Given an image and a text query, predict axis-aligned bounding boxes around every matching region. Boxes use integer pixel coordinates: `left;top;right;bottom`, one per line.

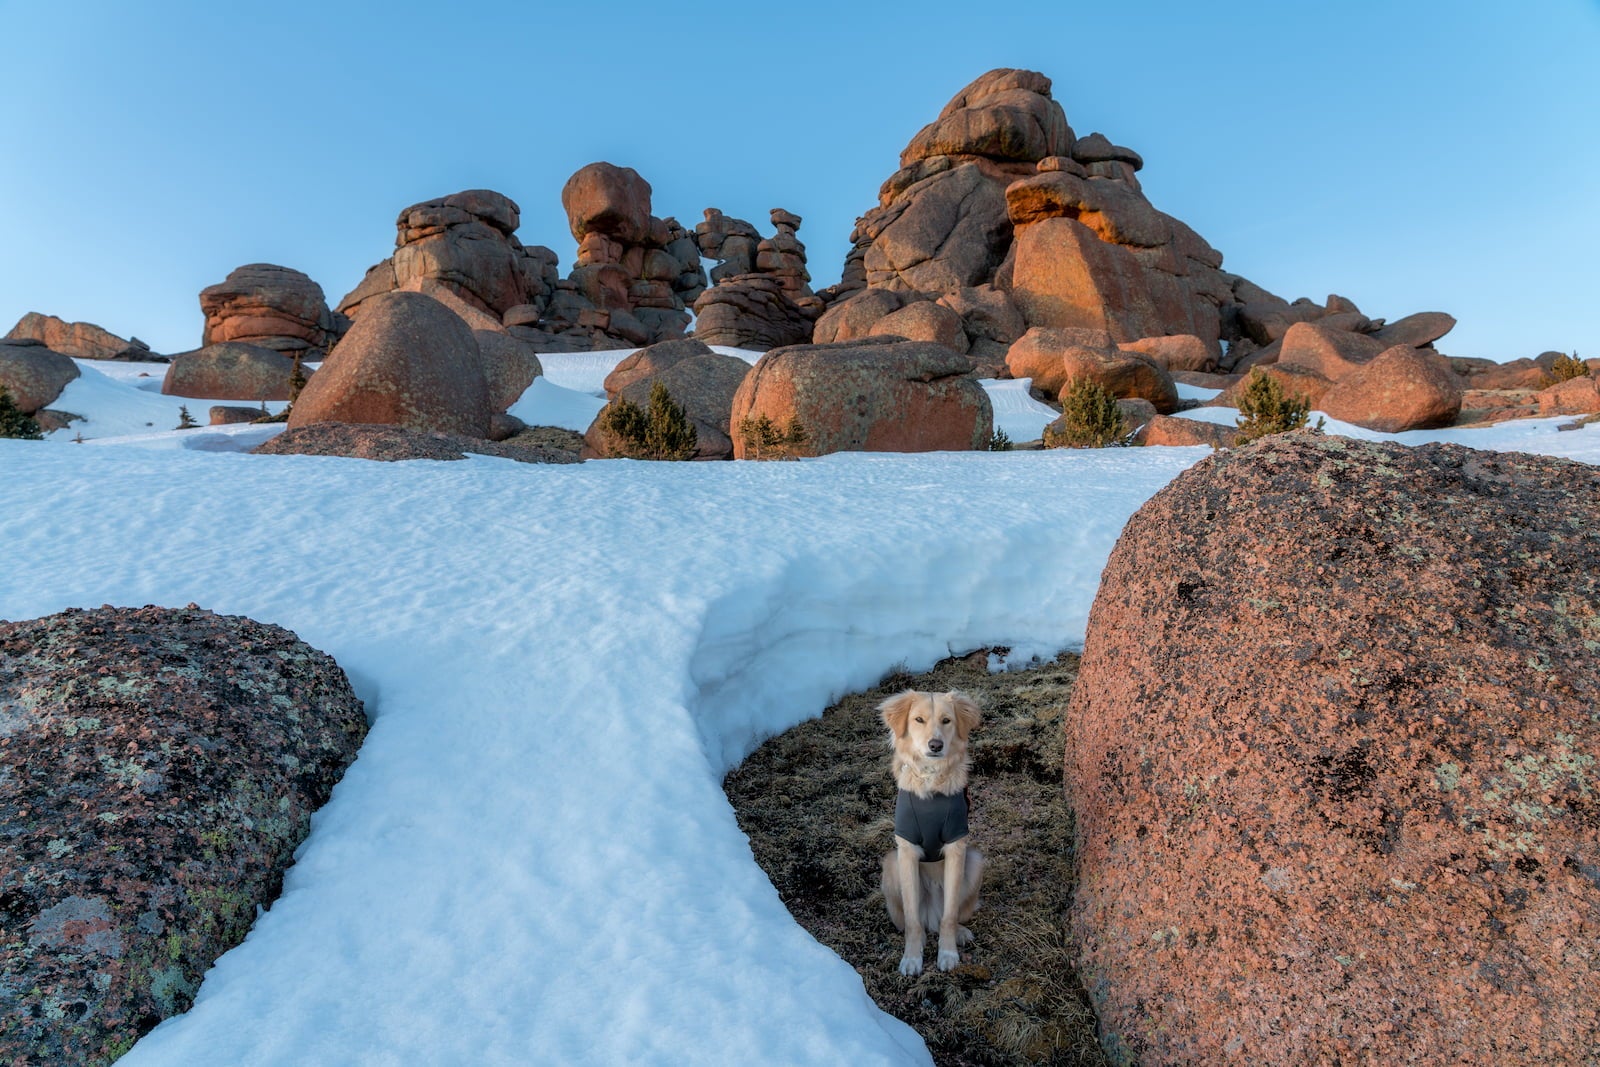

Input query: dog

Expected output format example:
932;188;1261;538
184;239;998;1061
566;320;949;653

878;689;984;976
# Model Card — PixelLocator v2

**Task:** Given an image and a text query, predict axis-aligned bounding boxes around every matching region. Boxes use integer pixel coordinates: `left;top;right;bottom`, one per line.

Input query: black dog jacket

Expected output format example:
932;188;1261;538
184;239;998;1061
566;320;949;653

894;788;969;861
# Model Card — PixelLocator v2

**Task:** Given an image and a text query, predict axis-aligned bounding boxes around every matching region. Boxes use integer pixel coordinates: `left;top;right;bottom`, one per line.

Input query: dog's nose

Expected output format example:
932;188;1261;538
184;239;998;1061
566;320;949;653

929;738;944;753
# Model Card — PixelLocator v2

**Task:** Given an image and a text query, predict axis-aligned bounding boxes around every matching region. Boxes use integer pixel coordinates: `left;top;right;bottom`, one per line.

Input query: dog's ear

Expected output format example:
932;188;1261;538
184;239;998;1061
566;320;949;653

879;690;919;738
949;691;981;737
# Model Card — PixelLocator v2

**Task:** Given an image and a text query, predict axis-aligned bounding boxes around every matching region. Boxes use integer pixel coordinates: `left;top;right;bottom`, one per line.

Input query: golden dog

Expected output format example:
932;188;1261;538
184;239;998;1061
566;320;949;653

879;689;983;976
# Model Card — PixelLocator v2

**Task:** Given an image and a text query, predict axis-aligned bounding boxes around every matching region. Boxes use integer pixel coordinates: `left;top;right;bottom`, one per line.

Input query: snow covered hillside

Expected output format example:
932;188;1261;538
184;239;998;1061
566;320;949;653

3;362;1598;1065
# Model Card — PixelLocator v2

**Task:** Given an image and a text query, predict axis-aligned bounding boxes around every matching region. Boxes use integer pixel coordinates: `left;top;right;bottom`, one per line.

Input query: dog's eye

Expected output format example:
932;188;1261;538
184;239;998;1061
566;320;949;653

914;716;925;723
942;718;951;725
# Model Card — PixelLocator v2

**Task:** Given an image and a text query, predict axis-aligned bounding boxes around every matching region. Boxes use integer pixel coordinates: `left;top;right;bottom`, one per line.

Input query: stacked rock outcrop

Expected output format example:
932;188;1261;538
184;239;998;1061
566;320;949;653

691;207;821;350
0;604;366;1064
201;263;346;357
529;163;706;350
819;67;1463;425
1065;434;1600;1064
5;312;154;361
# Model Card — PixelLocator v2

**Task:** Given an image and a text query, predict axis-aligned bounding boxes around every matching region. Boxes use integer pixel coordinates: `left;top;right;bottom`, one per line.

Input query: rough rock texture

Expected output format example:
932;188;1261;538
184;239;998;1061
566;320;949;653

0;604;367;1065
1134;413;1238;448
0;342;80;413
254;422;580;464
1065;434;1600;1065
1006;327;1176;412
1274;320;1388;380
1118;334;1215;373
469;330;543;412
200;264;344;356
692;275;813;351
871;300;970;354
1215;363;1336;411
584;349;751;461
562;163;653;246
6;313;152;361
1536;374;1600;416
208;405;262;426
1319;344;1463;432
729;339;992;457
339;191;559;328
1373;310;1456;348
161;343;307;401
811;289;908;345
289;291;492;437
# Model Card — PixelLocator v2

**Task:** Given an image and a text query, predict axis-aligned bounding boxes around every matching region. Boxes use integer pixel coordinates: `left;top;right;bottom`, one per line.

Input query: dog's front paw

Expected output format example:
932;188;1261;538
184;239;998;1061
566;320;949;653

898;953;924;977
937;947;961;971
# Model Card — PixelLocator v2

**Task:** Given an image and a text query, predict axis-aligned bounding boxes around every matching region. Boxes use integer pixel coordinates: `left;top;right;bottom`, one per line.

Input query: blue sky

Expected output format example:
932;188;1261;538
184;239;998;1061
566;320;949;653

3;0;1596;361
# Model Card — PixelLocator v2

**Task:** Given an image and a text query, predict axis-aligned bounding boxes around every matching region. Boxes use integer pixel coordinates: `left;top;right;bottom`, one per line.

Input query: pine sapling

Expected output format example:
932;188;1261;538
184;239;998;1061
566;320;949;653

1044;378;1127;449
1234;370;1322;444
0;385;43;440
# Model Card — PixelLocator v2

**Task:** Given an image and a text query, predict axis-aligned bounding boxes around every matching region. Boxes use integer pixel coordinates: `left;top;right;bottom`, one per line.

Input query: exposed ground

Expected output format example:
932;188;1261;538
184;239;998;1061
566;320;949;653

723;649;1106;1066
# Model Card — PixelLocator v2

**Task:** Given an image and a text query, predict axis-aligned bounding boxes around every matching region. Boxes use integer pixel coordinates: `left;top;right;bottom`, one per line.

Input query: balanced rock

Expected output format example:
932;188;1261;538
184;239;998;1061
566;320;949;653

1319;344;1462;431
0;341;79;413
0;605;365;1065
1066;434;1600;1065
562;163;653;246
729;339;992;457
161;342;307;401
200;264;343;355
901;67;1073;167
6;312;152;361
290;291;492;437
1372;310;1456;348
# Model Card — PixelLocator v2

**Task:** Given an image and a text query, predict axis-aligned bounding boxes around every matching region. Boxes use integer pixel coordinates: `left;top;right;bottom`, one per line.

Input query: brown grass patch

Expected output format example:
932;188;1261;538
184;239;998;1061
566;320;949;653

723;649;1106;1066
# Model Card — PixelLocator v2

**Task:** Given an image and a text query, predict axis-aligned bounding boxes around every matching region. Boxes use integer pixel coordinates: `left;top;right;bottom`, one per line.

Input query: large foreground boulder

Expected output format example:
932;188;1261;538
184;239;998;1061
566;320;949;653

1065;434;1600;1065
289;291;492;437
0;341;80;413
729;339;992;457
0;604;367;1064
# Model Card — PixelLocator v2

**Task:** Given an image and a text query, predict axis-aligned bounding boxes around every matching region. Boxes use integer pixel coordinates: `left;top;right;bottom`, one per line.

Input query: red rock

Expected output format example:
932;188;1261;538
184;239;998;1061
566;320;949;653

870;300;969;354
162;343;306;401
692;276;813;351
1118;334;1215;373
200;264;341;354
1010;217;1165;341
1066;434;1600;1065
209;405;262;425
1536;374;1600;416
0;341;79;413
1276;320;1388;381
728;339;991;457
1372;310;1456;348
470;330;543;412
1006;327;1177;412
862;164;1012;293
561;162;654;245
289;291;492;437
1004;326;1115;395
1237;295;1323;345
5;312;151;361
1455;357;1555;391
585;349;751;461
1215;363;1334;411
1133;413;1238;448
812;289;908;344
1319;344;1463;431
900;68;1073;166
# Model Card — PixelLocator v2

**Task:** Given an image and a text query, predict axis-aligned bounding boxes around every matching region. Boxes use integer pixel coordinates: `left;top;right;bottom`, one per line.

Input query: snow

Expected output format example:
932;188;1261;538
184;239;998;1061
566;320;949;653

45;360;290;446
3;357;1598;1065
979;377;1060;442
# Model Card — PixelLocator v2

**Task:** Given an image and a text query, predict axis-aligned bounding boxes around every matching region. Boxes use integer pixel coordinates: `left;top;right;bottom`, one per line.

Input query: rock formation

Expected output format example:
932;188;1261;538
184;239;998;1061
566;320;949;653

1065;434;1600;1064
5;312;154;361
0;604;366;1064
690;207;822;351
161;342;309;401
582;339;751;460
728;338;992;457
289;291;496;438
816;67;1462;422
0;340;80;413
338;190;558;331
200;264;345;357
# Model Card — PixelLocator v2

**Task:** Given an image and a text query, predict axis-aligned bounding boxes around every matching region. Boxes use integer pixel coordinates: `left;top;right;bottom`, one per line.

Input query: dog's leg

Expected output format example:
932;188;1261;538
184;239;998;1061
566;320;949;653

881;852;906;932
894;837;926;976
937;839;970;970
955;846;983;946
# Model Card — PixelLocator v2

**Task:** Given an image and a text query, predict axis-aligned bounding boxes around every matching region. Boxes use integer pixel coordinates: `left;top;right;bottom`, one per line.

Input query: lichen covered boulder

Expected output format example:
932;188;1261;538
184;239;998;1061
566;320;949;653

0;604;367;1064
1065;434;1600;1065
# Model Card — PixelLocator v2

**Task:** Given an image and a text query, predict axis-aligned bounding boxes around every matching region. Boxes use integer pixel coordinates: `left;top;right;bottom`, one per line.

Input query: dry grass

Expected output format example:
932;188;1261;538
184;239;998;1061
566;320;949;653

723;649;1106;1066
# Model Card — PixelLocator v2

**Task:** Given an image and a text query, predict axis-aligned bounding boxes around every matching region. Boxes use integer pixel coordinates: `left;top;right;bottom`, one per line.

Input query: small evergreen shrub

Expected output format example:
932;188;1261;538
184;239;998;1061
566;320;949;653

175;404;199;430
0;385;44;440
288;353;308;401
1234;370;1322;444
738;413;810;460
1550;351;1589;383
987;427;1013;451
597;381;698;460
1043;378;1127;449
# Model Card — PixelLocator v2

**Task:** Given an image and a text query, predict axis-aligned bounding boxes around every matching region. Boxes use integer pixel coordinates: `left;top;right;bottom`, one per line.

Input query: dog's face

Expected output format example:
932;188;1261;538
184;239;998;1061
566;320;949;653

880;690;980;762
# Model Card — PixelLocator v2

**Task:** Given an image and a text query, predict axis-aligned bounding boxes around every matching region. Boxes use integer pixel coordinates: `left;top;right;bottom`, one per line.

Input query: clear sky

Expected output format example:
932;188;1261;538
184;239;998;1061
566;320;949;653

3;0;1596;362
